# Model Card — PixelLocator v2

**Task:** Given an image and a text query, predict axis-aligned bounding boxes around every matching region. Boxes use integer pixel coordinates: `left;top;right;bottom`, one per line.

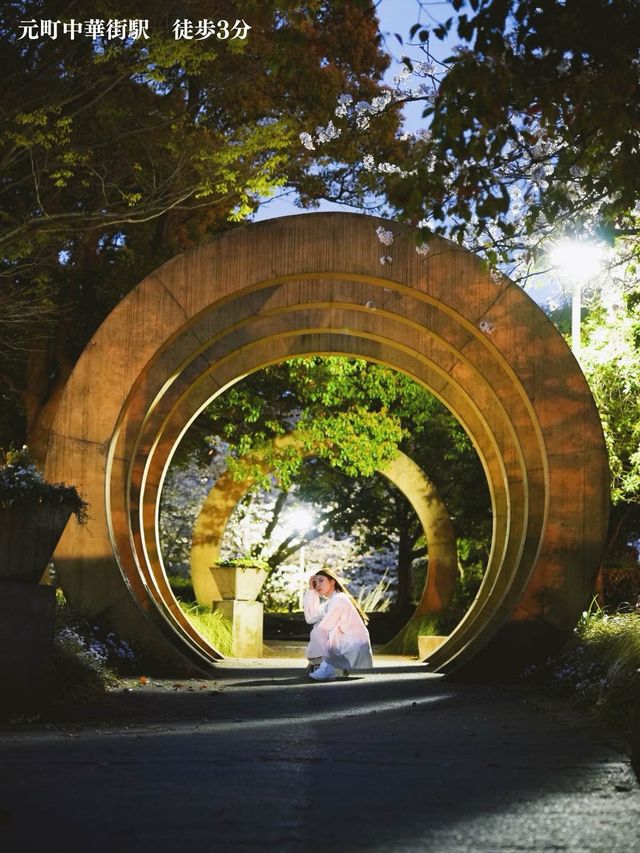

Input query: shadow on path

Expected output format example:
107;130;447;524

1;668;639;852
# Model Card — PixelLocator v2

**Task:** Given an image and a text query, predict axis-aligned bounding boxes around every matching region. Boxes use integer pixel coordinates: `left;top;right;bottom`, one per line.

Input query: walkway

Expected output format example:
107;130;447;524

1;657;639;852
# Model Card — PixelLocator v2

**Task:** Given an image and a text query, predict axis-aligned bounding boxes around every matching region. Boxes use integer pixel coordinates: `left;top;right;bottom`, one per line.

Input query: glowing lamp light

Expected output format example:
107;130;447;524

549;238;607;360
286;506;315;611
549;239;605;282
287;507;314;534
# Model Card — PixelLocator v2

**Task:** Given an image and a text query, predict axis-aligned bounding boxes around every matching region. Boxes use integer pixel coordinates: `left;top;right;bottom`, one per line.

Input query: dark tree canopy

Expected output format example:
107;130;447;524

0;0;403;448
374;1;640;273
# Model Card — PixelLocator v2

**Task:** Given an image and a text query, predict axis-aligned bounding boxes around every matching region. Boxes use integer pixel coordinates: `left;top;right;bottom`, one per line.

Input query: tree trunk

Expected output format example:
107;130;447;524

390;495;418;618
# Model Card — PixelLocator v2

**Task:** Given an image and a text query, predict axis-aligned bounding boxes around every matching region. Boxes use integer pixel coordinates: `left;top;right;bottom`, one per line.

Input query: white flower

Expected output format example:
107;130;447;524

417;61;437;76
299;132;315;151
489;268;503;284
377;162;404;175
379;256;392;266
370;92;393;113
315;121;341;143
393;66;411;86
362;154;376;171
376;226;394;246
416;243;430;256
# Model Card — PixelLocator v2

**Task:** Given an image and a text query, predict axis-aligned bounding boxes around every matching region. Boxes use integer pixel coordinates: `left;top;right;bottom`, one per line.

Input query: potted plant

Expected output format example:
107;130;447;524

0;446;88;584
211;556;270;601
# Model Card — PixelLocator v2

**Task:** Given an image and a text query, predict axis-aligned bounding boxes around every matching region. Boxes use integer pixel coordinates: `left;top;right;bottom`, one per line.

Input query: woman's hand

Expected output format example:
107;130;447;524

308;574;318;590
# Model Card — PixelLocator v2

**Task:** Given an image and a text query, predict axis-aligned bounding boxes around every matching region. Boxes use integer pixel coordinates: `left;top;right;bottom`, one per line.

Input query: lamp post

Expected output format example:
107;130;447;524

286;507;315;610
549;239;605;360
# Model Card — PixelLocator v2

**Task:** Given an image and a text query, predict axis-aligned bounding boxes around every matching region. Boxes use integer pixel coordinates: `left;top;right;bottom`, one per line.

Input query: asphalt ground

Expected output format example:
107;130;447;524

1;653;639;853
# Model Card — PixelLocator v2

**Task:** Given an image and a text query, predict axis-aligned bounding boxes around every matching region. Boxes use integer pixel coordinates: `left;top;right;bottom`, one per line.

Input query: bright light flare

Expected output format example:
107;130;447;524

549;239;606;282
287;507;314;534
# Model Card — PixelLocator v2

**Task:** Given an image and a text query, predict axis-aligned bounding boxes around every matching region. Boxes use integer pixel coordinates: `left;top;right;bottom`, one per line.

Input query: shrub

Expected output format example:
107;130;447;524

526;600;640;733
0;446;88;522
52;590;138;703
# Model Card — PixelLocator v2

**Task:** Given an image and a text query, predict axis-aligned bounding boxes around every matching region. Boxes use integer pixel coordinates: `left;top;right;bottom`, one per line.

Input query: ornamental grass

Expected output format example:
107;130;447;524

178;601;234;656
531;600;640;733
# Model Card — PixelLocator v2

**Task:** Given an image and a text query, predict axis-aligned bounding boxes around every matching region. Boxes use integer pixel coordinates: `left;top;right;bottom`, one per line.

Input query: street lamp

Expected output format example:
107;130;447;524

286;507;315;609
549;239;606;359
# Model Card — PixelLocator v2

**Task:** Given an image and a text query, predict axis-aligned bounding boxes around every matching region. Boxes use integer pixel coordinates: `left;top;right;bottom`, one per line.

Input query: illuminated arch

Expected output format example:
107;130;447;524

191;434;458;616
45;213;609;673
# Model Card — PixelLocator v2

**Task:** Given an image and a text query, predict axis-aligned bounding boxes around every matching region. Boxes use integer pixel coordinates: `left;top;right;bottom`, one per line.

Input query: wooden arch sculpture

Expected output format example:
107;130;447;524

190;433;458;616
44;213;609;674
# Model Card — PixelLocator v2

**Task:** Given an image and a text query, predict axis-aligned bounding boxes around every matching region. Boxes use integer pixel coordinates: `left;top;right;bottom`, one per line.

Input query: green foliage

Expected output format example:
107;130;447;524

529;601;640;733
179;602;234;657
384;614;441;656
582;309;640;506
171;355;491;612
205;357;421;484
51;590;138;705
52;632;119;706
168;575;196;602
384;560;484;654
0;446;89;522
216;556;271;571
0;0;402;444
380;1;640;272
601;568;640;611
203;357;490;534
356;575;392;614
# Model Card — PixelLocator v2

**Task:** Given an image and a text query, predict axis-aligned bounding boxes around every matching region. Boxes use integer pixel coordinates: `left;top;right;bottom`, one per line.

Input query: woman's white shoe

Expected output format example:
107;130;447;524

308;661;337;681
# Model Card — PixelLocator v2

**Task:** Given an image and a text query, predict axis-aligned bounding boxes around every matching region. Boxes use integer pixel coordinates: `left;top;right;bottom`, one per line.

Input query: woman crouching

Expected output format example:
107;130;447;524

303;568;373;681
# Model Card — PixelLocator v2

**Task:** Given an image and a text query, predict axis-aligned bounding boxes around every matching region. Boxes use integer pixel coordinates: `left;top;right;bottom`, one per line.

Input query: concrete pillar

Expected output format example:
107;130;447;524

214;600;263;658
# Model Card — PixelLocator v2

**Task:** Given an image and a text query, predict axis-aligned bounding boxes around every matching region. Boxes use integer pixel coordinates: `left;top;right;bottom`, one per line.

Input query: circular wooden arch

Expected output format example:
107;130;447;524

45;213;609;674
191;434;458;616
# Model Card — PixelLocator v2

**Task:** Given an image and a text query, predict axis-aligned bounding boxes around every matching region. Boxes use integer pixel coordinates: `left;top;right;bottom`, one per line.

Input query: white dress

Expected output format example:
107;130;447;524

303;589;373;670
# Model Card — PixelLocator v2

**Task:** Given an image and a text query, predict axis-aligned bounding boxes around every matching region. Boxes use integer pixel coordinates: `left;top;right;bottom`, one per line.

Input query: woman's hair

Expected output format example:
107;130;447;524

315;568;369;625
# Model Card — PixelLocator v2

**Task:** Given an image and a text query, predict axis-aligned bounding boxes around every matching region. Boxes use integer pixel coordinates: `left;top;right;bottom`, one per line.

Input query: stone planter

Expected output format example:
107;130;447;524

0;502;71;710
0;503;73;583
211;564;269;601
210;565;268;658
418;635;448;659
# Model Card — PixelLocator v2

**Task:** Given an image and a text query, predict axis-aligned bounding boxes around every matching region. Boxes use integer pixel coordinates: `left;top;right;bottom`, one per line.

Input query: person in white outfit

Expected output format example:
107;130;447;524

303;568;373;681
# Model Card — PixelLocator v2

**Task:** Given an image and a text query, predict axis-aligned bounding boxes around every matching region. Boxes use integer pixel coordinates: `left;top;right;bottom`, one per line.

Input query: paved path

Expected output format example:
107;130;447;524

1;657;639;852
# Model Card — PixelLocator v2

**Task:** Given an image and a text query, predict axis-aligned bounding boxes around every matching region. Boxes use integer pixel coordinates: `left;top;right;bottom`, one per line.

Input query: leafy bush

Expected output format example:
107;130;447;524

0;446;88;522
216;556;270;571
52;590;138;703
526;600;640;733
602;567;640;610
168;575;196;602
